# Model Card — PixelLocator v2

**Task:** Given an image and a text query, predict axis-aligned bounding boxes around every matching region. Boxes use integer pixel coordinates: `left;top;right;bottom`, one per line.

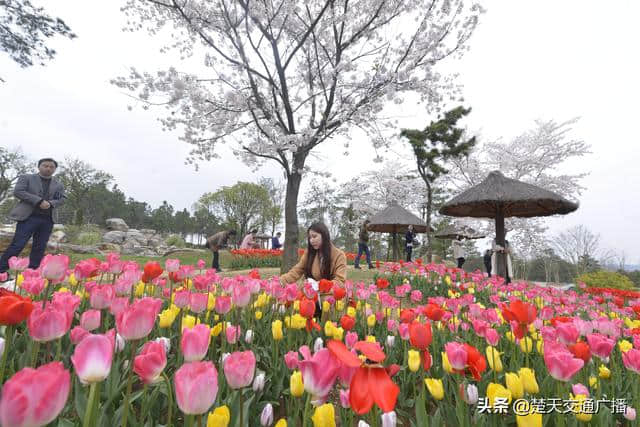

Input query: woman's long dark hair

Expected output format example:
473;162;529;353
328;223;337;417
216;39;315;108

304;222;332;280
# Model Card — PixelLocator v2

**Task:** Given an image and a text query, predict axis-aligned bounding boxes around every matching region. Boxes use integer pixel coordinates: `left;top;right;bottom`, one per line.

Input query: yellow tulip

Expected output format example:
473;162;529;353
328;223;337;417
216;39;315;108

57;287;70;293
335;300;345;311
408;350;421;372
291;314;307;330
135;281;145;297
324;321;336;337
598;365;611;379
516;411;542;427
16;274;24;287
311;403;335;427
619;340;633;353
347;307;356;318
211;322;223;337
333;327;344;341
365;335;376;343
444;276;451;286
518;368;539;394
505;372;524;399
207;405;231;427
158;308;178;328
486;347;503;373
367;314;376;327
68;273;77;286
254;293;268;308
272;320;284;341
181;314;197;331
589;376;598;389
322;301;331;313
570;394;592;422
536;339;544;355
486;383;512;407
275;419;287;427
207;294;216;311
441;352;454;374
284;316;291;328
255;311;263;320
520;337;533;354
424;378;444;400
290;371;304;397
293;300;300;311
506;331;515;343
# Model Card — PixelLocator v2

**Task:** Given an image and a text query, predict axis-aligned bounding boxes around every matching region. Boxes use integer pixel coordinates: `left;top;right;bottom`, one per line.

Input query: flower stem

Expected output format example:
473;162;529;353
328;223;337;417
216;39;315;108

162;372;173;427
0;325;14;383
556;381;565;427
55;337;62;361
121;340;137;427
83;382;100;427
30;341;41;367
302;392;312;427
185;414;194;427
239;389;244;427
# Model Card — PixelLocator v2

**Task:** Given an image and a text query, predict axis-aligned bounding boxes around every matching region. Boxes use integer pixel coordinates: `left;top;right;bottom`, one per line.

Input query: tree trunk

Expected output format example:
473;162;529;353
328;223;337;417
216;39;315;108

425;183;433;263
495;207;507;279
281;155;306;273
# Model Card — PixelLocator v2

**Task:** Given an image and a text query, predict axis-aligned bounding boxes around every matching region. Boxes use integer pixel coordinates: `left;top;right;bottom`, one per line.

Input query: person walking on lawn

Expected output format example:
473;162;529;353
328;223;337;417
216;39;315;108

205;229;237;272
0;158;65;281
354;219;374;269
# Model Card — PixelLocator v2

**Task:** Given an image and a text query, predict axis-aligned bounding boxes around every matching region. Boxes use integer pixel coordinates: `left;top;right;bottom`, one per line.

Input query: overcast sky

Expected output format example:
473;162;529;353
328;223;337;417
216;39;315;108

1;0;639;263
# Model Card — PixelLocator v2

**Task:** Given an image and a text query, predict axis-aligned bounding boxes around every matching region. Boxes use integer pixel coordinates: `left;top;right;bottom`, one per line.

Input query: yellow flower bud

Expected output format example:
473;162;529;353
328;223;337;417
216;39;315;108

518;368;539;394
589;376;598;389
336;300;345;311
311;403;335;427
207;405;230;427
570;394;592;422
158;308;178;328
324;321;336;337
365;335;376;343
619;339;633;353
516;412;542;427
598;365;611;379
347;307;356;318
333;327;344;341
408;350;421;372
135;282;145;297
322;301;331;313
68;273;77;287
255;311;263;320
290;371;304;397
275;420;287;427
181;314;197;331
487;383;512;407
211;322;223;337
486;347;503;373
520;337;533;354
424;378;444;400
57;287;70;293
505;372;524;399
441;352;454;374
367;314;376;327
207;294;216;311
293;300;300;311
272;320;284;341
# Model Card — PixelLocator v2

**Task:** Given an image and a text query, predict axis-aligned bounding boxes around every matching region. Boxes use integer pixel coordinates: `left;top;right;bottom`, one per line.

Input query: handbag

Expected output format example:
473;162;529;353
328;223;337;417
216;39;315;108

412;238;420;247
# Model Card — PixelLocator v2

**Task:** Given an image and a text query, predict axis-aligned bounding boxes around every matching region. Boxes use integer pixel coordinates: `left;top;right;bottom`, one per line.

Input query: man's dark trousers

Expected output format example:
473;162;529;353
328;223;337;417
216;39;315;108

0;214;53;272
211;251;220;271
355;243;372;268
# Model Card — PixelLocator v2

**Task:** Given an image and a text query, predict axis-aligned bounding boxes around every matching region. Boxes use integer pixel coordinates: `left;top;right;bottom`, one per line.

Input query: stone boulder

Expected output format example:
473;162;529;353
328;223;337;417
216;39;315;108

125;229;148;246
106;218;129;232
50;230;68;243
103;230;126;244
97;243;121;253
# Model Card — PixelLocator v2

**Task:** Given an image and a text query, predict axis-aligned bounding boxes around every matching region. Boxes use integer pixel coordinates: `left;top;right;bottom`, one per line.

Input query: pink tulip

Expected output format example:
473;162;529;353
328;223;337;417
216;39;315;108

298;346;340;401
586;333;615;361
22;277;46;296
625;407;637;421
165;259;180;273
71;334;114;384
444;342;468;370
73;258;100;280
40;254;69;283
387;319;398;332
181;324;211;362
90;285;115;310
224;350;256;389
485;328;500;346
114;277;134;297
70;326;90;345
410;290;422;303
225;325;241;344
215;296;232;314
80;309;101;332
109;297;130;317
197;259;206;269
284;351;299;370
27;302;72;342
232;283;251;307
398;323;410;340
345;331;358;349
543;341;584;381
340;389;351;408
8;256;29;271
190;293;208;314
572;383;589;397
0;362;70;427
556;322;579;345
174;289;191;308
51;291;81;314
622;348;640;374
116;297;163;341
174;361;218;415
134;341;167;384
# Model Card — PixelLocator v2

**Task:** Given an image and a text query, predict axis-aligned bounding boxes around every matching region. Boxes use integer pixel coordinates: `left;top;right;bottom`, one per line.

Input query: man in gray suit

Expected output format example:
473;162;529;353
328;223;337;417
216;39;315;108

0;158;65;278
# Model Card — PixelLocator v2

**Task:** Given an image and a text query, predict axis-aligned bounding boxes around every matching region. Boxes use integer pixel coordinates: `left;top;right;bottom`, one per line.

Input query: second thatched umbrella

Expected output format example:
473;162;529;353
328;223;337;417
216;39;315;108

439;170;578;278
367;201;431;260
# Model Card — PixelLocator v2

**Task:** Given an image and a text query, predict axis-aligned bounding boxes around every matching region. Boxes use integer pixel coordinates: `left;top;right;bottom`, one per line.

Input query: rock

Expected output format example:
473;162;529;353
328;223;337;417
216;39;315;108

125;230;148;246
50;230;68;243
97;243;121;253
0;230;29;253
103;231;126;244
140;229;157;235
106;218;129;232
53;224;65;231
147;236;164;248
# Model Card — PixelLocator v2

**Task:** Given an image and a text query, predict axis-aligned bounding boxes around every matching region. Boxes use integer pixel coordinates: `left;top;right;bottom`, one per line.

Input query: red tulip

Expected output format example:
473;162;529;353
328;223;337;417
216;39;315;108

71;334;114;384
375;278;389;289
501;300;537;339
400;309;416;324
0;288;33;325
340;315;356;331
299;298;316;319
409;321;432;350
134;341;167;384
333;287;346;301
27;302;72;342
116;297;163;341
318;279;333;293
174;361;218;415
423;303;445;321
568;341;591;363
0;361;70;427
142;261;163;283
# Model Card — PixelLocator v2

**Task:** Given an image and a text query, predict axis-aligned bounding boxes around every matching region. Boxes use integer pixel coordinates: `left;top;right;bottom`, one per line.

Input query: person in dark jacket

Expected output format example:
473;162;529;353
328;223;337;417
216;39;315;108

405;225;416;262
271;232;282;250
0;158;65;279
354;219;373;269
205;229;237;271
483;249;492;277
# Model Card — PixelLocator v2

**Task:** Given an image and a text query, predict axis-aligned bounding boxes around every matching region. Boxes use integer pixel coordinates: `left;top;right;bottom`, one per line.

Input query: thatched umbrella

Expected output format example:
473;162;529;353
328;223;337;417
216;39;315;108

434;225;485;240
439;170;578;278
367;201;431;260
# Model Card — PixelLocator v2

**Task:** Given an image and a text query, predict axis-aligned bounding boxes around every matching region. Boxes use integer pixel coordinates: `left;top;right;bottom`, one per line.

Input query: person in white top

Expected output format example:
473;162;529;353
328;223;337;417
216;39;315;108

491;238;513;283
240;229;259;249
452;236;466;268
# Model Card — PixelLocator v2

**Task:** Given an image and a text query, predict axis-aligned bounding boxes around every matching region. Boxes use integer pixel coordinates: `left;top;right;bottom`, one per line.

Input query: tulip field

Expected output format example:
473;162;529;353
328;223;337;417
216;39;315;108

1;254;640;426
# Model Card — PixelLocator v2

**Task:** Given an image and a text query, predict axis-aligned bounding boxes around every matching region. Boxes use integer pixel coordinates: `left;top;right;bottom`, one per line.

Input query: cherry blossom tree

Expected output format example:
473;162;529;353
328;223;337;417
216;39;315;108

113;0;483;269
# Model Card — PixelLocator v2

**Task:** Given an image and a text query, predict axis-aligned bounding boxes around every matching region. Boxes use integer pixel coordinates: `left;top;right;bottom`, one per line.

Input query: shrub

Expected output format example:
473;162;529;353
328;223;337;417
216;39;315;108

576;270;636;290
74;232;102;246
165;234;186;248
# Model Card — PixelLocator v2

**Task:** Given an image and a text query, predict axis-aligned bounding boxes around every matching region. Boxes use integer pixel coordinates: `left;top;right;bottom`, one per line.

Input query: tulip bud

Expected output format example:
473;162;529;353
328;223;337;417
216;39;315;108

0;337;5;355
221;352;230;364
261;403;274;426
245;329;254;344
340;389;350;408
115;333;126;353
253;371;266;392
625;407;637;421
358;421;371;427
155;337;171;353
290;371;304;397
407;350;421;372
314;337;324;353
381;411;397;427
386;335;395;347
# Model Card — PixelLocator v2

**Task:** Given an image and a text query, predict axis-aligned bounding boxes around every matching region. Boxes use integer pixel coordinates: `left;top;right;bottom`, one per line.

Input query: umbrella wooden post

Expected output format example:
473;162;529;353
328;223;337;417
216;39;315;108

495;207;507;279
392;231;399;261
